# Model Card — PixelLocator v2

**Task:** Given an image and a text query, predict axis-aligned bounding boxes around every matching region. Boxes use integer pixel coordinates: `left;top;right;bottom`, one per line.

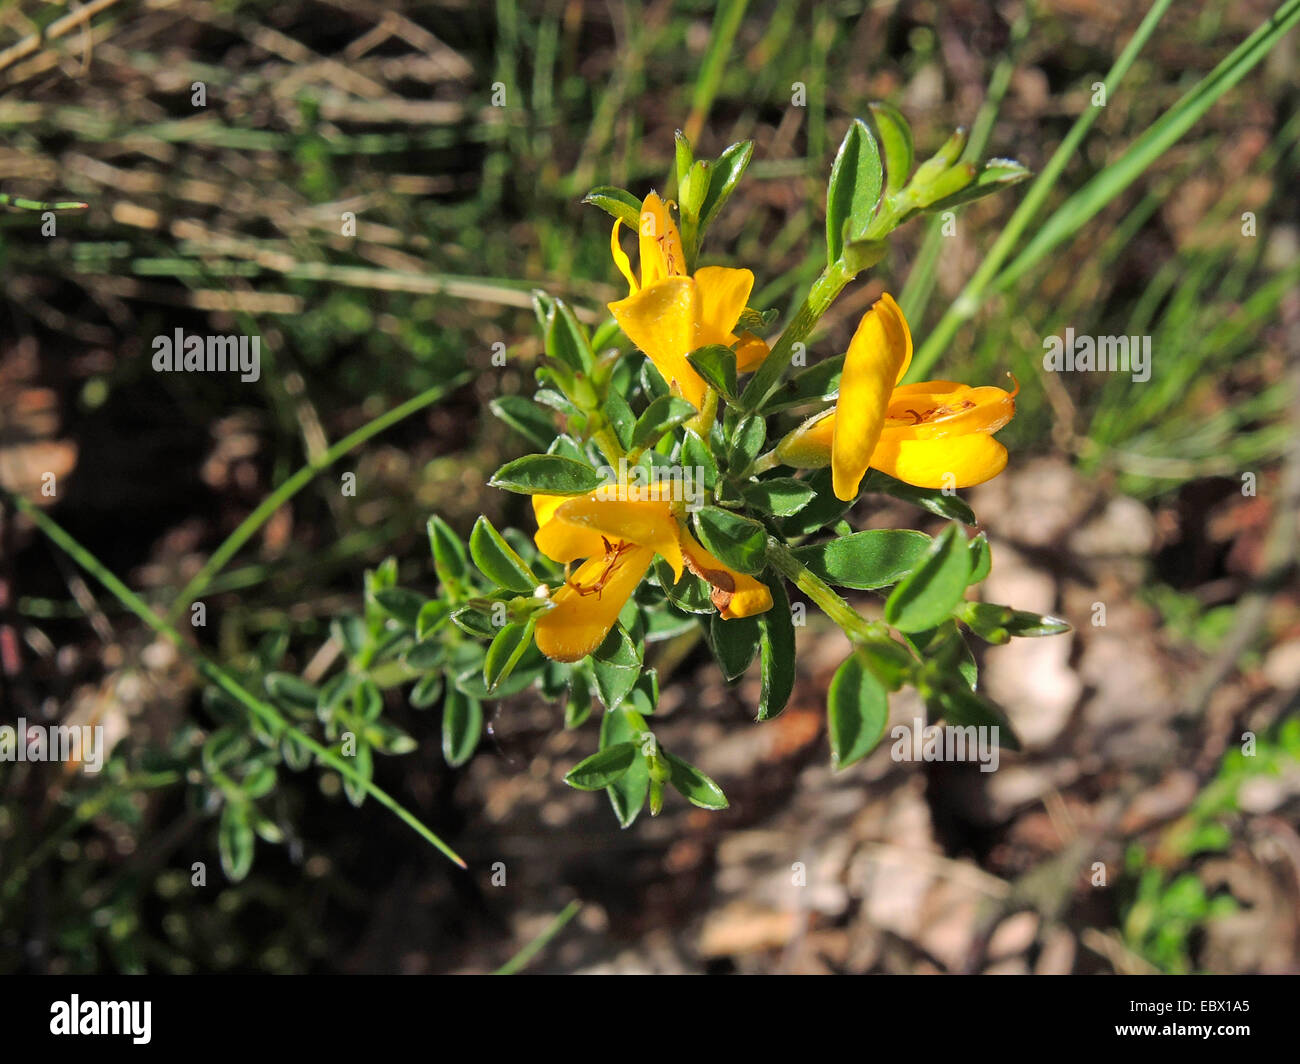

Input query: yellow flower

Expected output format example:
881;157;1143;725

776;293;1016;499
530;491;772;662
607;192;768;409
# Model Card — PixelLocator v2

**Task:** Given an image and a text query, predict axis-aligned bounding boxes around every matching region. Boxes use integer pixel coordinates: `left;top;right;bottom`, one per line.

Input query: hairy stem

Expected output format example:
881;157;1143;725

766;537;889;645
742;257;855;413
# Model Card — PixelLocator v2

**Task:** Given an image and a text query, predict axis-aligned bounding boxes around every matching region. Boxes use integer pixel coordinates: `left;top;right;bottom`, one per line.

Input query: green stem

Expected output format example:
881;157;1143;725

687;385;720;437
4;490;467;870
907;0;1175;380
766;537;889;646
0;193;89;211
167;373;470;624
493;899;583;974
743;257;855;413
748;449;781;476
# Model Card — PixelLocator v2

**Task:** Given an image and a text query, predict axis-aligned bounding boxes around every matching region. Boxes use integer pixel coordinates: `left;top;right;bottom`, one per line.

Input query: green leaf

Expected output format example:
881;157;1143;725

582;185;642;229
928;685;1021;753
484;621;533;691
470;516;538;592
860;470;976;524
265;672;319;712
825;118;884;264
662;749;729;810
908;621;978;690
415;600;451;641
409;671;443;709
653;557;714;614
923;157;1031;212
742;477;817;517
792;530;931;590
827;653;890;769
354;678;384;721
317;672;356;719
565;672;593;729
601;708;650;828
693;506;766;574
489;454;606;495
736;306;779;334
698;139;754;230
241;765;276;800
757;574;795;720
372;587;427;629
884;524;973;632
908;127;967;194
642;603;698;641
631;395;696;451
778;467;854;537
342;741;372;806
366;720;419;755
967;532;992;585
218;802;255;881
868;101;914;195
709;612;761;683
490;395;557;450
725;414;766;474
428;516;469;588
675;130;696;192
603;390;636;449
857;639;916;691
760;354;843;412
592;624;642;709
448;605;498;639
404;639;447;670
686;344;738;401
564;742;638;790
545;298;593;373
441;687;483;767
680;429;718;492
956;602;1071;644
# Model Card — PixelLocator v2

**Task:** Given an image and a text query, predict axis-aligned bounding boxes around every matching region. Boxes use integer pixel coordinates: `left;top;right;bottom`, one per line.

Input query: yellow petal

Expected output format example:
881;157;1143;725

680;531;773;620
638;192;685;288
533;493;607;562
610;219;638;294
535;520;609;564
551;496;683;580
734;331;770;373
831;293;911;500
869;433;1008;489
693;266;754;347
533;493;570;528
609;277;708;409
534;545;654;662
879;292;913;384
775;408;834;469
880;382;1016;441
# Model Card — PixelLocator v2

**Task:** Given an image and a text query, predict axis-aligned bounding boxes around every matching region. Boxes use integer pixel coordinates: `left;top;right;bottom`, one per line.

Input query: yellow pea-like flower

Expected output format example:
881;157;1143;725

775;296;1016;497
607;192;770;408
531;492;772;662
830;293;912;501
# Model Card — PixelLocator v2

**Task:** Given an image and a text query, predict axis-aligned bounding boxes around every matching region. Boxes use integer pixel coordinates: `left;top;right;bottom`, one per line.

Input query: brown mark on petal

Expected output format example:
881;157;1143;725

684;551;736;613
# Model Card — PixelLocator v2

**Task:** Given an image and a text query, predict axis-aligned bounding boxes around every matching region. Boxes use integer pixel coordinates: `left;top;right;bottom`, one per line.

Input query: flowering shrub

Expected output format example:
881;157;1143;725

289;109;1068;828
